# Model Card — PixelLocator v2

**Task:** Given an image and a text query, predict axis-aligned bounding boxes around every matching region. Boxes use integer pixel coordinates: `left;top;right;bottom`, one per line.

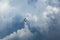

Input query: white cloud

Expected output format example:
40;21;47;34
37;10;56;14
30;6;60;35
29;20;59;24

0;22;33;40
0;0;10;13
0;0;16;32
41;5;60;32
47;6;59;13
43;6;59;19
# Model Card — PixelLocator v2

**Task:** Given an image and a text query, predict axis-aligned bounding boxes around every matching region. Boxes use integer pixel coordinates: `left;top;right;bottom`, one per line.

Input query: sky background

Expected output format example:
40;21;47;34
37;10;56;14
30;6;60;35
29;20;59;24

0;0;60;40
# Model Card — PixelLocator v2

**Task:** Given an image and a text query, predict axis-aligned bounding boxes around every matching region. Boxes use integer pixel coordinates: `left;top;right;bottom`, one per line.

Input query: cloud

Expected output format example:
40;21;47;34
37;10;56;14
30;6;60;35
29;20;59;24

43;6;59;19
47;0;60;7
0;0;10;13
0;0;16;25
0;22;33;40
1;5;59;40
0;0;60;40
0;0;17;38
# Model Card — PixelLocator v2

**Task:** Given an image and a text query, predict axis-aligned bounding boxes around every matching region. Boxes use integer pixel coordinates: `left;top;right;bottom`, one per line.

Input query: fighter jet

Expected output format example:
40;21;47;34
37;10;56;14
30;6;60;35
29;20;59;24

24;18;27;22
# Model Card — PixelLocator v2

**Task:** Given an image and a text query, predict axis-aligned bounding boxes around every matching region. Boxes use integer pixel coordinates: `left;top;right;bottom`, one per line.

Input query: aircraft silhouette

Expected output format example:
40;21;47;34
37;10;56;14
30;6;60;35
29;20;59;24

24;18;27;22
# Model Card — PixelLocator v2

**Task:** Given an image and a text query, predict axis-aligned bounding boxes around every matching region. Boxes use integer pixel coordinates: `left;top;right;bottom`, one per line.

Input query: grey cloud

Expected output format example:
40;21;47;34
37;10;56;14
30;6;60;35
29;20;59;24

47;0;60;7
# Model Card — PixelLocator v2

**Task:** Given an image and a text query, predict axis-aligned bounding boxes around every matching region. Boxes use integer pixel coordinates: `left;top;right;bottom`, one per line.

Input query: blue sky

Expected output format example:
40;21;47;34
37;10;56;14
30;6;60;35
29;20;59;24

0;0;60;40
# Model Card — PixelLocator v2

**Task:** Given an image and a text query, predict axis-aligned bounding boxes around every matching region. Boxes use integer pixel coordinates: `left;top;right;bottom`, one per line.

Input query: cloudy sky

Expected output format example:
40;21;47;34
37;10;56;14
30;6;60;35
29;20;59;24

0;0;60;40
